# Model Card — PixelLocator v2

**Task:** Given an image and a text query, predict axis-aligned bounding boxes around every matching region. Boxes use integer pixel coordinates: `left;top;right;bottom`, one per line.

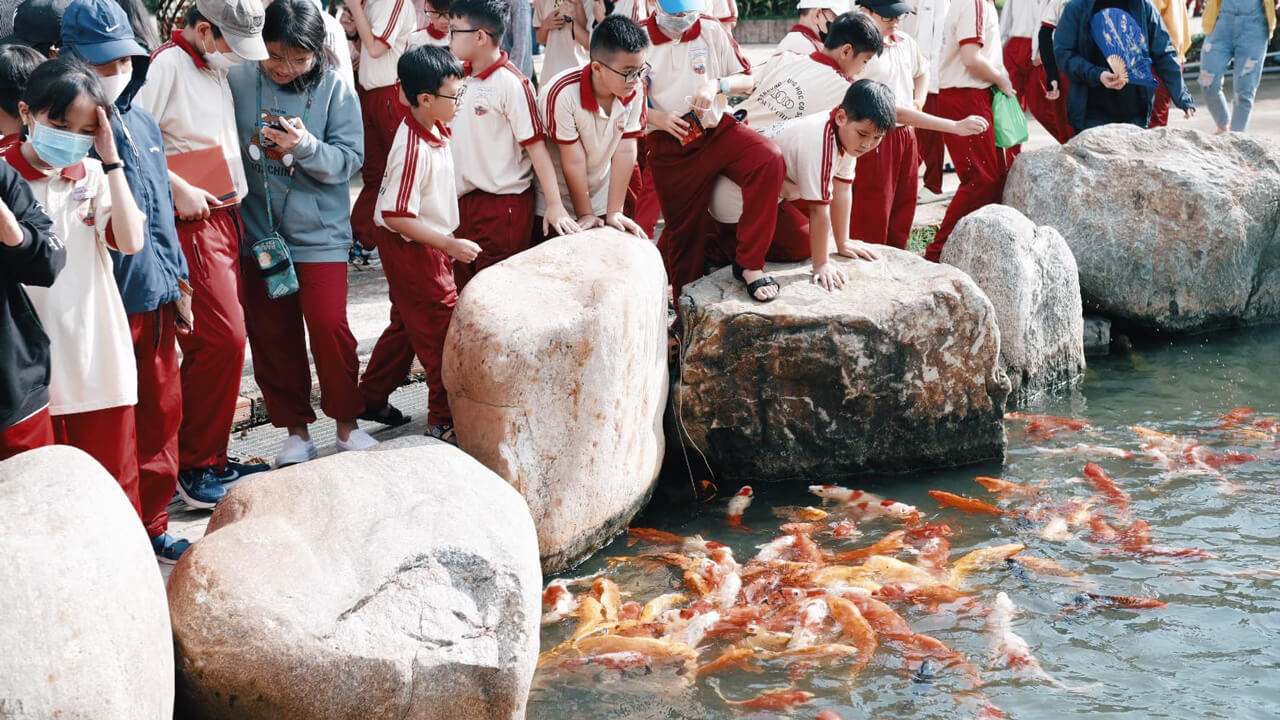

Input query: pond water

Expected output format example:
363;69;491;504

528;327;1280;720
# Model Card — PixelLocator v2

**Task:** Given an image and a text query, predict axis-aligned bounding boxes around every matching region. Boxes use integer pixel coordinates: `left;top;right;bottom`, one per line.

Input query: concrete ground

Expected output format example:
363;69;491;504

164;49;1280;568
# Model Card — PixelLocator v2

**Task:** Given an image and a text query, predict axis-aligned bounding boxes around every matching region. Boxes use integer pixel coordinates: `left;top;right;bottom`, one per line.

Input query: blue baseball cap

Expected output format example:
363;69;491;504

656;0;705;14
59;0;147;65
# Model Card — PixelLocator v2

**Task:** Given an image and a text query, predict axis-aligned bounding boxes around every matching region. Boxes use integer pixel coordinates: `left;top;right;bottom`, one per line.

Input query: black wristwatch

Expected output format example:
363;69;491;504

102;160;124;173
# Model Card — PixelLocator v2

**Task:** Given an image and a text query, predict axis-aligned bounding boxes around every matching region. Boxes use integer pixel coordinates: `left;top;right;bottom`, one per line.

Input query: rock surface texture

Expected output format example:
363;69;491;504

1003;125;1280;332
443;229;668;573
0;446;173;720
168;442;542;720
675;249;1010;481
943;204;1086;401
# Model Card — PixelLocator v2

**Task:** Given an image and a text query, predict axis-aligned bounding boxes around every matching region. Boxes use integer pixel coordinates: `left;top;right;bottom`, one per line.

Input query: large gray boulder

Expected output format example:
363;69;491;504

675;248;1010;481
0;446;173;719
942;204;1085;401
168;441;542;720
1003;125;1280;332
443;229;668;574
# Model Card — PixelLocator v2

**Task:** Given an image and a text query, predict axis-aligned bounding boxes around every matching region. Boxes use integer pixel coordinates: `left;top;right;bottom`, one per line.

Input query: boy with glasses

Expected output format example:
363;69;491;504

345;0;415;263
536;15;650;239
447;0;578;289
409;0;452;46
367;45;476;444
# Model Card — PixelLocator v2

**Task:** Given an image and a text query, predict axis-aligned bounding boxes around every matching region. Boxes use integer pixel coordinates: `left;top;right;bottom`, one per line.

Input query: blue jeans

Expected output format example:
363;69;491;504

1199;0;1271;132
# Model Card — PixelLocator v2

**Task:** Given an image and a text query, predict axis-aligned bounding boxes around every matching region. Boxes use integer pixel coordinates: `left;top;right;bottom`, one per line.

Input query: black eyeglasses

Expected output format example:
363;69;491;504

431;84;467;106
599;61;651;83
449;27;486;38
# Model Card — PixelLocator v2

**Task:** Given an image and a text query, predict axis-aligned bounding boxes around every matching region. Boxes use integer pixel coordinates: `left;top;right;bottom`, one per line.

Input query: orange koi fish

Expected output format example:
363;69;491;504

1008;555;1078;577
1007;412;1091;440
974;476;1044;498
928;490;1007;516
1082;462;1131;521
719;688;816;710
825;596;878;674
695;646;760;677
831;529;907;564
831;519;859;537
1076;592;1168;611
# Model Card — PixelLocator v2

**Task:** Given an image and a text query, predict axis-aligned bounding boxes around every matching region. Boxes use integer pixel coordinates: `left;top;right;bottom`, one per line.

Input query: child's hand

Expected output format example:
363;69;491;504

812;262;846;291
0;200;22;247
93;106;120;165
262;116;307;154
649;109;691;142
339;6;356;33
577;214;605;230
606;211;647;238
953;115;989;136
543;205;582;237
1045;80;1060;101
837;240;878;261
171;175;219;222
446;236;481;263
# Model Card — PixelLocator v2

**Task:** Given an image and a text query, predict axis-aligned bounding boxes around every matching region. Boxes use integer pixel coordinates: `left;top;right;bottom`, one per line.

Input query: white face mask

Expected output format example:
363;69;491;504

656;10;699;35
99;71;130;103
202;34;245;72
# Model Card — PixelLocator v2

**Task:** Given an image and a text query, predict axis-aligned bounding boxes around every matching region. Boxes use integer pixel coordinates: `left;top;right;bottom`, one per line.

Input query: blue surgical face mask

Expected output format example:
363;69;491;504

29;121;94;169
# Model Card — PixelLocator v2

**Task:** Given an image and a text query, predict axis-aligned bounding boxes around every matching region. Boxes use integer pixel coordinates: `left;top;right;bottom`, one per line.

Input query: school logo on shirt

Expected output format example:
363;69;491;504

688;45;709;76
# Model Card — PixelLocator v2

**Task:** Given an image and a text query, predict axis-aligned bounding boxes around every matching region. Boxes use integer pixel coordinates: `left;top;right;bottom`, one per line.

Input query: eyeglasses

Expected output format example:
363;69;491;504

425;9;447;18
599;61;651;84
449;27;486;38
431;84;467;107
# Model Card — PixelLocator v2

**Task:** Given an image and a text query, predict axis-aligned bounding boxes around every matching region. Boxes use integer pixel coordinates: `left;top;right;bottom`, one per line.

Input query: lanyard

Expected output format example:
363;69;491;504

255;68;314;233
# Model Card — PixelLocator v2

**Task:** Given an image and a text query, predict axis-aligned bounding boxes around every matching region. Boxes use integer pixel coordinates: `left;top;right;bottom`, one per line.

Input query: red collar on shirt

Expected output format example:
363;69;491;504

809;50;850;80
423;25;447;40
578;64;639;113
2;141;86;182
791;24;820;43
465;51;510;80
883;30;905;46
405;114;449;148
645;15;704;45
827;107;847;156
168;29;210;71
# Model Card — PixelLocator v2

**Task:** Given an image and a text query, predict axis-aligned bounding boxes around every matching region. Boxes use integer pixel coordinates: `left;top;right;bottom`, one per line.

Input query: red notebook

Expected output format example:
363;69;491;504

166;146;237;205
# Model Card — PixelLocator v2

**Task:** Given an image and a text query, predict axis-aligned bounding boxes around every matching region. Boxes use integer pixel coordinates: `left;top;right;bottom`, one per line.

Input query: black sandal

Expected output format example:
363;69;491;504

426;423;458;446
732;262;780;303
359;403;412;427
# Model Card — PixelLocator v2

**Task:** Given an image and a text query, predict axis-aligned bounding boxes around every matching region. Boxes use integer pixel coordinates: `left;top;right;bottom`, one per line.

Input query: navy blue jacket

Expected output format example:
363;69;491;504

1053;0;1194;131
78;53;189;315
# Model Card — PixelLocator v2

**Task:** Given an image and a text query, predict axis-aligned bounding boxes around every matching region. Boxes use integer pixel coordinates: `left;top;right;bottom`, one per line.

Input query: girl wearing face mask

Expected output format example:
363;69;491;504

1;57;148;513
59;0;201;563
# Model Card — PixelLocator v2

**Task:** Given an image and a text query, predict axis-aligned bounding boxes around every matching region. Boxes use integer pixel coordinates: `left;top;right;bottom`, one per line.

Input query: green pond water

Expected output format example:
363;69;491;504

529;326;1280;719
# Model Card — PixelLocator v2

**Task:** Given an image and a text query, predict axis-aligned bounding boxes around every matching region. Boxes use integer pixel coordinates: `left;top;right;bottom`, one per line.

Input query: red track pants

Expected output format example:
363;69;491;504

0;407;53;461
850;125;919;250
53;405;140;518
351;84;407;251
129;305;182;538
928;87;1008;262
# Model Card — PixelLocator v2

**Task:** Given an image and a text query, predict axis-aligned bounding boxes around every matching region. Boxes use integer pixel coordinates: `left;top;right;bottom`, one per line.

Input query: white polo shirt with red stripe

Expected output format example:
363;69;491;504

135;30;248;201
775;24;824;55
4;145;136;415
535;0;590;83
358;0;414;90
1001;0;1040;39
710;0;738;24
903;0;951;93
856;30;925;124
710;110;854;222
735;50;850;135
644;15;751;125
408;24;450;48
1039;0;1070;27
376;116;459;237
451;51;545;196
536;65;645;216
938;0;1004;90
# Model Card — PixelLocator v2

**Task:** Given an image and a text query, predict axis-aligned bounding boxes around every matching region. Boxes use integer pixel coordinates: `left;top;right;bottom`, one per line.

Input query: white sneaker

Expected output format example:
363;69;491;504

275;435;318;467
335;428;379;453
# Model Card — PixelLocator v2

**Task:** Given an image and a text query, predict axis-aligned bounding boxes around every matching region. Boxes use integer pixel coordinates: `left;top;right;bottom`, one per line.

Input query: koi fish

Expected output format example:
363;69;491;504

974;476;1045;497
950;544;1026;586
627;527;687;546
592;578;622;622
825;596;878;674
874;582;972;611
809;484;862;503
1008;555;1078;577
1036;443;1136;460
929;490;1007;516
727;485;753;529
541;580;581;625
1067;592;1168;612
1037;516;1075;542
641;593;686;623
716;687;816;710
831;519;860;538
915;535;953;580
786;598;831;651
831;529;907;564
1007;412;1091;439
810;486;919;524
771;505;830;522
987;592;1058;685
1082;462;1131;521
817;712;846;720
695;646;760;677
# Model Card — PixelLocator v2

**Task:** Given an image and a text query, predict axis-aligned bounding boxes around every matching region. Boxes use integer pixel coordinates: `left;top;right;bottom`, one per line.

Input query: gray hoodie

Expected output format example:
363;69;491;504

229;62;364;264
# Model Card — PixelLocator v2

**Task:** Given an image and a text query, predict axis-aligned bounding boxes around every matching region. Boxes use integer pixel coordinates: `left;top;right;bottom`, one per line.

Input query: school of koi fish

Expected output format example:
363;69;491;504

531;407;1278;717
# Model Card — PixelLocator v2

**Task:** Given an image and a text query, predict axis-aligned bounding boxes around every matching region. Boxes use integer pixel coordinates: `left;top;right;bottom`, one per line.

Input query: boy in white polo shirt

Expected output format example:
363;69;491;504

925;0;1012;262
409;0;452;46
900;0;948;192
135;0;267;507
644;0;784;301
450;0;578;290
710;0;738;33
708;80;894;290
776;0;848;55
366;45;478;444
536;15;649;238
735;11;881;135
535;0;590;81
851;0;987;249
346;0;415;260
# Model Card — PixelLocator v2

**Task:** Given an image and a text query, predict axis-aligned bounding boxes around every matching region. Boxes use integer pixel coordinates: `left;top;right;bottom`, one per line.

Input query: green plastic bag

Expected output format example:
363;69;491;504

991;90;1029;148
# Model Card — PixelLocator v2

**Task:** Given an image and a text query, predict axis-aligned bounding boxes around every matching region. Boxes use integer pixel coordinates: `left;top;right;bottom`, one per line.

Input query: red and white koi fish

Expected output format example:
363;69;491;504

1035;443;1136;460
809;485;920;524
727;485;753;529
988;592;1059;686
1007;412;1091;439
541;580;581;625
